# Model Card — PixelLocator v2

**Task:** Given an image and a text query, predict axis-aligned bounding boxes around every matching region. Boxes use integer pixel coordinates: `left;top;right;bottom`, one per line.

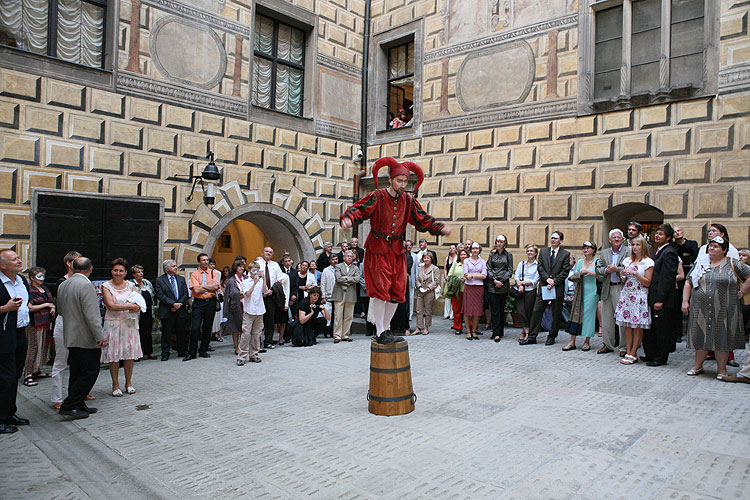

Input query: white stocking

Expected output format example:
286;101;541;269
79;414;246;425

372;298;387;336
384;301;399;331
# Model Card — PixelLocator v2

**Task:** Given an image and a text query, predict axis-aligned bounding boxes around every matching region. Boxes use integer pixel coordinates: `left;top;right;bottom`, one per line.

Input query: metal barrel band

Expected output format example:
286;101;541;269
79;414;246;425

370;345;409;353
370;365;411;374
367;392;416;403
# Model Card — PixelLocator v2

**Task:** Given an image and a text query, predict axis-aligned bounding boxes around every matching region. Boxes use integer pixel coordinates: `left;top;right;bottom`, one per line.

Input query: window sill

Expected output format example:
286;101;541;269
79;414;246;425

0;46;113;92
249;104;315;134
582;84;708;115
377;124;413;134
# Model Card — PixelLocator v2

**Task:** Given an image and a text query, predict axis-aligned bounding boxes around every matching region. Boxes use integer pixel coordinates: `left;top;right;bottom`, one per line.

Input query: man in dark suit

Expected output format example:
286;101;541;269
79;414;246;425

154;259;189;361
0;249;30;434
522;231;572;346
56;257;107;420
643;223;679;366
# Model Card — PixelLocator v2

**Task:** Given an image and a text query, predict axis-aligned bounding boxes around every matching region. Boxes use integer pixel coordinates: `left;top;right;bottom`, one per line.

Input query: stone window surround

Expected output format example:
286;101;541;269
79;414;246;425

0;0;117;91
367;18;424;146
250;0;317;135
577;0;719;116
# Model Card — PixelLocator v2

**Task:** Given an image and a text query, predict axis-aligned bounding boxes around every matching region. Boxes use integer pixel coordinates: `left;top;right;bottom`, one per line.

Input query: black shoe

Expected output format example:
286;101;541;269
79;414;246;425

59;409;89;419
545;337;556;346
199;352;211;358
647;360;667;366
182;354;195;362
259;348;267;353
639;356;653;362
6;415;29;426
376;330;404;344
519;338;536;345
161;354;169;361
81;405;98;414
177;352;187;358
0;423;18;434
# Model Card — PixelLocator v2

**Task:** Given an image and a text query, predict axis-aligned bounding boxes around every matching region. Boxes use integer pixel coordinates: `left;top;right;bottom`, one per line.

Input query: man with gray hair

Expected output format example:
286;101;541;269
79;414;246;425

332;250;360;342
154;259;189;360
596;228;628;354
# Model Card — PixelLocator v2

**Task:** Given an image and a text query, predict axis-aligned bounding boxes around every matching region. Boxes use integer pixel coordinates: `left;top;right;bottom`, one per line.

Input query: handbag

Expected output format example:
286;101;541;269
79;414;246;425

509;262;524;298
433;268;442;300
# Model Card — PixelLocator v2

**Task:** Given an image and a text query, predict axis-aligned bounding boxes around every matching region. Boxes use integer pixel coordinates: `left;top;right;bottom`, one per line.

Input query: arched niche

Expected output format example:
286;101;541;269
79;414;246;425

603;202;664;242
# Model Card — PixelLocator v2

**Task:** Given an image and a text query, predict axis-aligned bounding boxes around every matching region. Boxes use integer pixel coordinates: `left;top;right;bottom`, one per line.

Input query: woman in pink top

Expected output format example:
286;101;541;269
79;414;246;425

462;243;487;340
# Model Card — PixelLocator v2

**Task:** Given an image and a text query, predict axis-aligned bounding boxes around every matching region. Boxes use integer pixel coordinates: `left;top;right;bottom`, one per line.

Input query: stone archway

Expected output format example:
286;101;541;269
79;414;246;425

603;202;664;241
204;202;316;264
178;181;323;267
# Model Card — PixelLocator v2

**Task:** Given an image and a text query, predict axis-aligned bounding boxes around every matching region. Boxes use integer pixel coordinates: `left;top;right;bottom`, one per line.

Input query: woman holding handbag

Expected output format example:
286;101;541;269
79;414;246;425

514;245;539;344
414;252;441;335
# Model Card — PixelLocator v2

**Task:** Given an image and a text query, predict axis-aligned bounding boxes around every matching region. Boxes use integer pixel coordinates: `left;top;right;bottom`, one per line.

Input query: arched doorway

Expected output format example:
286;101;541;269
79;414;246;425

603;202;664;245
203;202;316;266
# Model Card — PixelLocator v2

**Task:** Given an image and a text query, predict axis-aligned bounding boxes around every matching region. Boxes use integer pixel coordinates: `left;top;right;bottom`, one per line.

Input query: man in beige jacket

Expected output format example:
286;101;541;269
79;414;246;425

57;257;107;419
331;251;360;343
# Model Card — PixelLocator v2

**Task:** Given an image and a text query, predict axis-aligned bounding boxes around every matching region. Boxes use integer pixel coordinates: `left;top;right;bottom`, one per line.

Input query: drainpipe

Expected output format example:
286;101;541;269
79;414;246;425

353;0;371;239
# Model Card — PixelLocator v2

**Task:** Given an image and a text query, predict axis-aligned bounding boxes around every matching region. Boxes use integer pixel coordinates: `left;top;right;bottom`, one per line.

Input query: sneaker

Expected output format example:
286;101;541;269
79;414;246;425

264;344;275;349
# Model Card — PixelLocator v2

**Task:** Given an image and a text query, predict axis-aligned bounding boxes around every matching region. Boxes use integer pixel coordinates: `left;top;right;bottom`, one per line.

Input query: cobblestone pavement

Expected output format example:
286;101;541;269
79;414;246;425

2;318;749;500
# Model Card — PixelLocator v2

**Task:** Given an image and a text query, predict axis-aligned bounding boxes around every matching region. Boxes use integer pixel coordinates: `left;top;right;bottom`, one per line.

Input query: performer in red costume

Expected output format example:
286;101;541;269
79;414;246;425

340;157;451;344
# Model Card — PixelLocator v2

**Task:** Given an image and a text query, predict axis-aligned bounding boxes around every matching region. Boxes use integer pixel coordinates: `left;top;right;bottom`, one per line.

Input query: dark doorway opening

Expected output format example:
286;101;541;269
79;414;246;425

33;192;162;288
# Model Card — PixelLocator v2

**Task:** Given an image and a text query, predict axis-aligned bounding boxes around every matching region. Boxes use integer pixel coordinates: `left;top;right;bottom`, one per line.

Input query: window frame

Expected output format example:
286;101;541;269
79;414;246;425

0;0;115;90
386;40;415;126
252;12;306;117
367;19;424;145
577;0;719;116
249;0;317;134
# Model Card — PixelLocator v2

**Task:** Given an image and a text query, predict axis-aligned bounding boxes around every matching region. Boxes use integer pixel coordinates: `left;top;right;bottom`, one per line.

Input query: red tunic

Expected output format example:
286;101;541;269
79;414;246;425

341;189;444;302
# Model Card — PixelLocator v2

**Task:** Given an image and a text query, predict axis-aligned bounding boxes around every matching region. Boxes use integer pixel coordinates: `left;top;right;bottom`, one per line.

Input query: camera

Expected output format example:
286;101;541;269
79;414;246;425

353;148;363;161
250;268;259;275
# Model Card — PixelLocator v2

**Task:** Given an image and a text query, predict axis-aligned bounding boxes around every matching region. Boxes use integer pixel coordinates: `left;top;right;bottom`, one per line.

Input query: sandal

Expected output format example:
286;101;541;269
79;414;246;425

112;389;123;397
32;371;51;379
581;344;591;352
126;386;136;395
562;344;576;351
686;368;704;376
466;333;473;341
620;354;637;365
23;376;38;387
471;332;479;340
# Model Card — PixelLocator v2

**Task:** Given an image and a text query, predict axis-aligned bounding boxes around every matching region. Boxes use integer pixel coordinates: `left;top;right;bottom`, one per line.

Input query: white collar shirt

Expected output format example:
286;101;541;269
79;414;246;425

1;272;30;328
241;278;266;315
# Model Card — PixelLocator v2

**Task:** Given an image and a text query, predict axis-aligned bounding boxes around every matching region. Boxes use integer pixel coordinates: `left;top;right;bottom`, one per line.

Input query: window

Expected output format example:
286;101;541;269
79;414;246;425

387;41;414;129
581;0;716;113
253;13;305;117
0;0;107;70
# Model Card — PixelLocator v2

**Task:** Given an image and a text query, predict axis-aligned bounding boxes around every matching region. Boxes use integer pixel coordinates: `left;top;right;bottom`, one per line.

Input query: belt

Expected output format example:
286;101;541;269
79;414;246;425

371;230;405;242
193;297;214;301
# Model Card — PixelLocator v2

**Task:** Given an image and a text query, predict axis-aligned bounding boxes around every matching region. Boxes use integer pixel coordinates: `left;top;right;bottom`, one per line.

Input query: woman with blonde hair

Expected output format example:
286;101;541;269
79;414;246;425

462;243;487;340
515;245;539;343
614;235;654;365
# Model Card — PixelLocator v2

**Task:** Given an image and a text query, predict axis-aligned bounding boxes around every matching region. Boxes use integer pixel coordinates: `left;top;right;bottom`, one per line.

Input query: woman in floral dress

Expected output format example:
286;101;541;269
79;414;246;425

614;235;654;365
101;258;143;397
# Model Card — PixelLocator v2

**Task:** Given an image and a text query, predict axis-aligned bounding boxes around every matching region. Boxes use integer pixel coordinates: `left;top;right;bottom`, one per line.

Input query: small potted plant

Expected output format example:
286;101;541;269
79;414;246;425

504;294;521;328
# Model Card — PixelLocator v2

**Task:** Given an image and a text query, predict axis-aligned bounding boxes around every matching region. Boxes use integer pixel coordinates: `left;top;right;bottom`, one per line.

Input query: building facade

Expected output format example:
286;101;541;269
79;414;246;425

0;0;748;278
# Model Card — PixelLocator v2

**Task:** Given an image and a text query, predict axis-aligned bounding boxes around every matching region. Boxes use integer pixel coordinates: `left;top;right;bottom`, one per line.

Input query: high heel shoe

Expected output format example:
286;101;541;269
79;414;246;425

471;332;479;340
466;333;473;341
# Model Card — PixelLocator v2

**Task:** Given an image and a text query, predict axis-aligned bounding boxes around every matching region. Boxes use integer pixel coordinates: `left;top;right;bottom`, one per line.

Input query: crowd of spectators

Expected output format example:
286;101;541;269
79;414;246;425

2;220;750;433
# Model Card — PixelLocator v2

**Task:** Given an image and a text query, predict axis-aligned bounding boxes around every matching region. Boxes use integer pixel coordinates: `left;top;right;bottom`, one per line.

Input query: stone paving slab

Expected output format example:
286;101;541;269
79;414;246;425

2;318;749;499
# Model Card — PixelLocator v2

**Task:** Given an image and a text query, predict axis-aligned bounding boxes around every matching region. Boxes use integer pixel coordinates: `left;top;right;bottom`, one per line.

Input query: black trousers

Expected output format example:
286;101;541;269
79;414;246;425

487;292;508;337
189;298;216;356
161;313;187;356
528;291;565;340
642;307;677;363
0;332;27;420
262;295;276;345
60;347;101;412
138;312;153;357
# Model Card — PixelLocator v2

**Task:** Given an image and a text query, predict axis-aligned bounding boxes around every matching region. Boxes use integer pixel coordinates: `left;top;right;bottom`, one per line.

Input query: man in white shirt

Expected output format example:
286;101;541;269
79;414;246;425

257;247;282;349
0;249;31;433
237;262;266;365
319;254;338;336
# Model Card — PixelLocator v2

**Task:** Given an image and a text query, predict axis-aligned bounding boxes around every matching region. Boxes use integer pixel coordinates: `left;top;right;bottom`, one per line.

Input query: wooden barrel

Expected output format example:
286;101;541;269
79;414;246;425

368;340;415;415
